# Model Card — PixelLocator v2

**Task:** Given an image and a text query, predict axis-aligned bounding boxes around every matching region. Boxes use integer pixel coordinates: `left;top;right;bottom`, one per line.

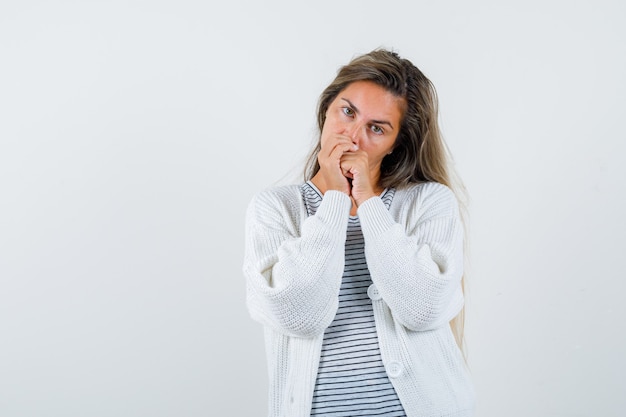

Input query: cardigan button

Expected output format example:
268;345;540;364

386;360;403;378
367;284;382;301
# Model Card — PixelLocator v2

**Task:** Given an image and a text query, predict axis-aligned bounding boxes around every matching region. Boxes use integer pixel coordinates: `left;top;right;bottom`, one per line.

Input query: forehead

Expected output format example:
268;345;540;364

336;81;404;120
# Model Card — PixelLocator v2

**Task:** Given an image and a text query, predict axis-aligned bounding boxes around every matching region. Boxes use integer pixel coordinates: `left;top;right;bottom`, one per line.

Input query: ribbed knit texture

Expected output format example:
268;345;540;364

244;182;475;417
302;183;406;416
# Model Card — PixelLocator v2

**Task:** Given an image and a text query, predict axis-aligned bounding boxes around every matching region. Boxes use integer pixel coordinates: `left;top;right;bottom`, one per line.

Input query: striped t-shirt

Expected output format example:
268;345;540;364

302;182;407;417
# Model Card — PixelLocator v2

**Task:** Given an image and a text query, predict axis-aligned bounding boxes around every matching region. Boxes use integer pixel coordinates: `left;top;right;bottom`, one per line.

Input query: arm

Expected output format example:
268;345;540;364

358;183;464;331
243;187;351;337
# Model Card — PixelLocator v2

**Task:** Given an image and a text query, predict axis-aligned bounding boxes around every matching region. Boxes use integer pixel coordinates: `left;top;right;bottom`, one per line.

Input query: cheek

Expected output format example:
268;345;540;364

323;117;342;133
367;139;394;158
320;119;344;144
320;120;332;138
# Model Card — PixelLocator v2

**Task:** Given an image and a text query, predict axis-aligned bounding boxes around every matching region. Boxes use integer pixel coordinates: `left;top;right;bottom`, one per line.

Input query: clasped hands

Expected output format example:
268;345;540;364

317;133;378;209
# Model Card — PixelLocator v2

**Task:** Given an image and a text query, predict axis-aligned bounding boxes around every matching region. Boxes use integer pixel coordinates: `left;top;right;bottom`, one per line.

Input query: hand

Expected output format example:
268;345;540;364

340;149;377;206
316;133;358;195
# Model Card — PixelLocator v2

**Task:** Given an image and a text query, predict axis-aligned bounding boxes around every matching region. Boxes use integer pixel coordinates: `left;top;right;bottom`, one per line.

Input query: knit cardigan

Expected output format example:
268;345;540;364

243;182;475;417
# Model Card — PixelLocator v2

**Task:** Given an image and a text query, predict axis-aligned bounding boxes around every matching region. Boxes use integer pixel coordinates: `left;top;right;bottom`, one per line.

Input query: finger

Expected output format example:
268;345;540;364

339;150;368;166
340;153;369;177
329;144;359;163
321;134;358;154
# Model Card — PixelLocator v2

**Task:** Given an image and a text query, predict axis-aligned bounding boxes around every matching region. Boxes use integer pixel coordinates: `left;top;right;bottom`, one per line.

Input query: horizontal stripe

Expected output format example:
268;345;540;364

302;182;405;416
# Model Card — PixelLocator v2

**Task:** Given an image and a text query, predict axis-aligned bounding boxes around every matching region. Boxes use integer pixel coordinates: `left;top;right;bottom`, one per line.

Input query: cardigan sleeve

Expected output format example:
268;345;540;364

243;187;351;337
358;182;465;331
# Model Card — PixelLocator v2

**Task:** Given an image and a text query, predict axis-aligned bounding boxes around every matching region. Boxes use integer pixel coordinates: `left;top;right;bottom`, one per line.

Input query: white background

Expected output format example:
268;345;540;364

1;1;625;416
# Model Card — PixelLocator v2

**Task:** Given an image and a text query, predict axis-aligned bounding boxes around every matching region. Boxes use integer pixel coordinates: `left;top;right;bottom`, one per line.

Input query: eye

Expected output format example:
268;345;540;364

342;107;355;117
370;124;384;135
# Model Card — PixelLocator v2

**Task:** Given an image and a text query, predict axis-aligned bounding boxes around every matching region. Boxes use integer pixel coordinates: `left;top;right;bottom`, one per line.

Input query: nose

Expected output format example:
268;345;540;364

346;123;364;146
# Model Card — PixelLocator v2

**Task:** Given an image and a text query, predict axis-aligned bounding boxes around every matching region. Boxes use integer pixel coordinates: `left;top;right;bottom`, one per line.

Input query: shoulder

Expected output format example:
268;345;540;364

253;184;302;201
246;184;304;226
393;182;459;219
251;184;302;206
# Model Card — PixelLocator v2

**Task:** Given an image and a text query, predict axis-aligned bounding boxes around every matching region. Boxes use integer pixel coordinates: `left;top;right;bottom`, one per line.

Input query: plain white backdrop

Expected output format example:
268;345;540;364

1;1;625;416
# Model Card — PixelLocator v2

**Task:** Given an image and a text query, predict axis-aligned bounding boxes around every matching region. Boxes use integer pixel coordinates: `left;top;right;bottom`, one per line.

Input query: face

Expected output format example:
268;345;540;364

322;81;404;174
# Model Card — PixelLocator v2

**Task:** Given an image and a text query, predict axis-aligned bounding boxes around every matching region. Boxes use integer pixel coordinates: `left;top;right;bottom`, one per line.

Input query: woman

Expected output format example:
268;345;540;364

243;49;474;417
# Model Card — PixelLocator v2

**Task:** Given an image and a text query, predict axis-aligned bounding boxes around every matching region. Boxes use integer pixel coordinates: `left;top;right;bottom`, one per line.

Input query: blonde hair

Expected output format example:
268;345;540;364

304;49;469;354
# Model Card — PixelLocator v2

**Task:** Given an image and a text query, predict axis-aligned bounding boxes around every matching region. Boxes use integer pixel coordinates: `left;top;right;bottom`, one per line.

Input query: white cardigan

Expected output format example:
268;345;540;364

243;182;475;417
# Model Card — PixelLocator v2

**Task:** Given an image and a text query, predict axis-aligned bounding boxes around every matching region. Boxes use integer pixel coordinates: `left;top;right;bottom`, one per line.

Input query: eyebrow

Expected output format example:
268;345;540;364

341;98;395;130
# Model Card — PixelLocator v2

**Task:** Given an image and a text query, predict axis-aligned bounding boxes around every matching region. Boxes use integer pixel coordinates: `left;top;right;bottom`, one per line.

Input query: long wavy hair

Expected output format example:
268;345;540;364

304;49;469;354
